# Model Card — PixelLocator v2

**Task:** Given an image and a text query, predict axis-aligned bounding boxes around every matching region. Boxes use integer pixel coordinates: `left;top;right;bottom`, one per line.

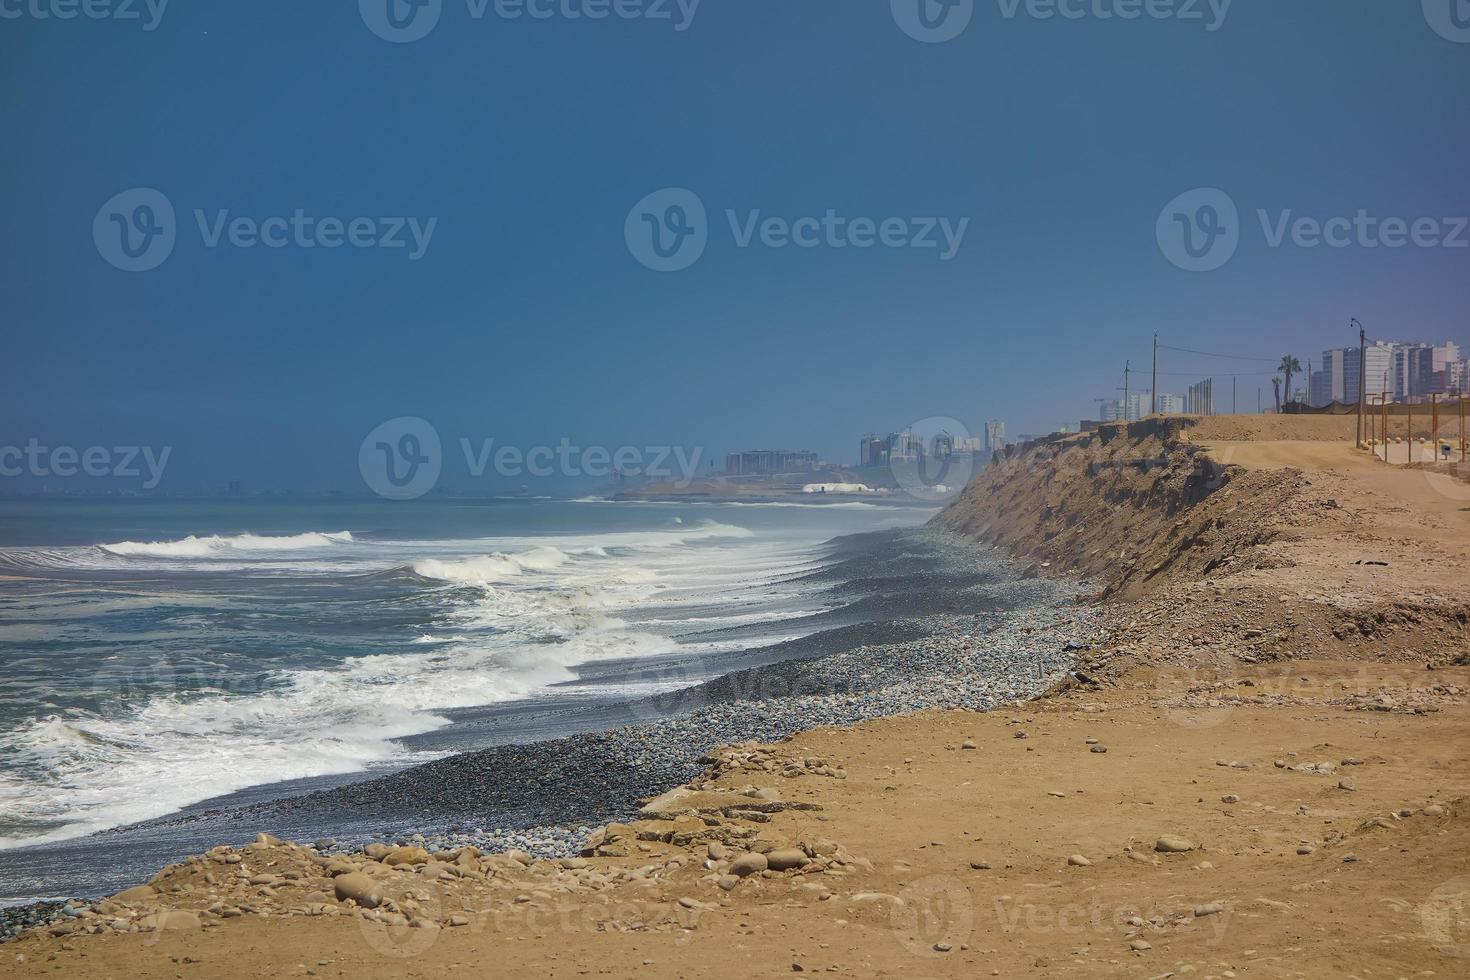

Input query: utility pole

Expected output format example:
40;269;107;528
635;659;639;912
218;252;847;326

1351;318;1366;448
1432;392;1440;461
1118;360;1133;422
1233;375;1237;415
1151;334;1158;416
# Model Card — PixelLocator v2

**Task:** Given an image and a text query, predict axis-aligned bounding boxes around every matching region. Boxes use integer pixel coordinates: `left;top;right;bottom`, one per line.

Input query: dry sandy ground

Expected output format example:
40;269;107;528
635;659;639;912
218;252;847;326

3;661;1467;980
4;416;1468;979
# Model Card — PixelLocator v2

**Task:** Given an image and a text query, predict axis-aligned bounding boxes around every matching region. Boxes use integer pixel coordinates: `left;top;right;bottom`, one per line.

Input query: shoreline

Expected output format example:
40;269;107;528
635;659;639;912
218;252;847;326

4;416;1467;976
0;529;1094;913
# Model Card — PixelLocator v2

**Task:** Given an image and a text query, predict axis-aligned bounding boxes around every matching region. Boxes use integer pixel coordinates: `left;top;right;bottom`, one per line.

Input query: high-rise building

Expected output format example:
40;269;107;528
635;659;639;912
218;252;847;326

1309;348;1348;407
1342;343;1394;406
1156;393;1186;414
983;420;1006;453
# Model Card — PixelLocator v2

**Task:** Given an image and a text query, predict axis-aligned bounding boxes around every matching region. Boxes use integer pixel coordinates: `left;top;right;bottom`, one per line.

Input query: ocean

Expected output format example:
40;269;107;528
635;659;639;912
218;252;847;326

0;496;929;866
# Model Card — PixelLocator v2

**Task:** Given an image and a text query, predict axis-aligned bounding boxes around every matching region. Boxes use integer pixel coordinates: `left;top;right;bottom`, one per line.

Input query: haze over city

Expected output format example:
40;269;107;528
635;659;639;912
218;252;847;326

5;1;1468;492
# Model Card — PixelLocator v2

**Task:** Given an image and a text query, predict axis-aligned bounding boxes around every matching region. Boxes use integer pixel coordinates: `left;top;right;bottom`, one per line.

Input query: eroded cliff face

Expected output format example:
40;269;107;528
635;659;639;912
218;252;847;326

932;418;1314;599
934;418;1470;673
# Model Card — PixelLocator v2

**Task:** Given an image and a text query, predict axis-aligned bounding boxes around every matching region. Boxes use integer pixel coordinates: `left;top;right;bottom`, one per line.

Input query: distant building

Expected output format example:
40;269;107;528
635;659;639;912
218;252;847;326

1342;343;1395;406
1309;348;1349;407
1156;393;1186;414
725;450;818;476
983;420;1006;453
858;436;888;467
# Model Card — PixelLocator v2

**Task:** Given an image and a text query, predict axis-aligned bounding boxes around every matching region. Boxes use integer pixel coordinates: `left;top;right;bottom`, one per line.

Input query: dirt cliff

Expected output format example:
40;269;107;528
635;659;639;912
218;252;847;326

933;416;1470;676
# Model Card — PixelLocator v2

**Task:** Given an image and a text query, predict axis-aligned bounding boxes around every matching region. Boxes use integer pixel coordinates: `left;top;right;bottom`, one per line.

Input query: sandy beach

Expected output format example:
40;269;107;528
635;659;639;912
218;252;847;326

3;416;1468;979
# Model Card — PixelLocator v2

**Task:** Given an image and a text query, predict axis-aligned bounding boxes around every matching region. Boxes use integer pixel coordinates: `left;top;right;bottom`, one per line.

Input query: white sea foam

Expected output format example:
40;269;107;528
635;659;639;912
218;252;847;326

0;513;888;849
100;531;355;558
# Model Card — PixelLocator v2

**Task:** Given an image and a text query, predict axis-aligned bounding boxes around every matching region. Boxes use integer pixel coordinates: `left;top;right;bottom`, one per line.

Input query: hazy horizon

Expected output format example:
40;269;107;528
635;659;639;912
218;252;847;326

4;1;1468;494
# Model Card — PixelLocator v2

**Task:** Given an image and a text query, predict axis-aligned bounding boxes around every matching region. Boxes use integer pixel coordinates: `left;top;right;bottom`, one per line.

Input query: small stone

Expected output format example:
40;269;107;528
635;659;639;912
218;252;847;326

1155;836;1196;853
1296;845;1315;855
1337;778;1356;792
1221;795;1240;804
1067;854;1091;867
1089;745;1108;754
961;740;977;750
1342;854;1358;863
1129;939;1152;951
933;943;953;953
1423;804;1446;817
1193;902;1224;917
970;860;992;870
1013;731;1028;739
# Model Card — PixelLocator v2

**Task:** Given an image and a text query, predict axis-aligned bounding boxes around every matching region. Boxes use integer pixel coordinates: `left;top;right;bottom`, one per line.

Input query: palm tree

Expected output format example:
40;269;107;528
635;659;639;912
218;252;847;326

1278;355;1302;411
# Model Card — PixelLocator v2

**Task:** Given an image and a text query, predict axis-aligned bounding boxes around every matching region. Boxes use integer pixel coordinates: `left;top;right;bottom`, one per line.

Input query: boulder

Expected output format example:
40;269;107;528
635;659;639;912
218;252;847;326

728;852;769;877
382;846;430;867
766;849;809;872
113;885;156;904
333;872;383;909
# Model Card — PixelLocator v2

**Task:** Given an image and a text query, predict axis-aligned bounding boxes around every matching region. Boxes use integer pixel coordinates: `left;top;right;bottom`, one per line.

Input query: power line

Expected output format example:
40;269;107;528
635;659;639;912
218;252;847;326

1155;343;1280;363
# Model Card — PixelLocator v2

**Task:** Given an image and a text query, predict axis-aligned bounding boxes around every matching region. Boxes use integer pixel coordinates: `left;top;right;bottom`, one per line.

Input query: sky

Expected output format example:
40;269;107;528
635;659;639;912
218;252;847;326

2;0;1468;494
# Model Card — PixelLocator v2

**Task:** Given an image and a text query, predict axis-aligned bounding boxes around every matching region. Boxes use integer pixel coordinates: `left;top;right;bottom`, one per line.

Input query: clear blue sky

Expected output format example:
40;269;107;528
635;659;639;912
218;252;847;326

3;1;1467;492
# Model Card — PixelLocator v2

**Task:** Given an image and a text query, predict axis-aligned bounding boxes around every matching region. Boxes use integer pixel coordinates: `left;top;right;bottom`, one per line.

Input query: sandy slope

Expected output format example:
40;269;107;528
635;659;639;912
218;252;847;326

4;416;1468;979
